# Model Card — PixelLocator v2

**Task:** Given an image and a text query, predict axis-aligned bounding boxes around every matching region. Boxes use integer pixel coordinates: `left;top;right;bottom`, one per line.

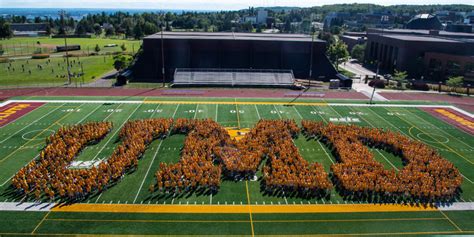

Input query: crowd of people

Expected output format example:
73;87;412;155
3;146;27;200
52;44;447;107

151;119;332;195
302;121;462;201
12;119;172;200
152;118;224;193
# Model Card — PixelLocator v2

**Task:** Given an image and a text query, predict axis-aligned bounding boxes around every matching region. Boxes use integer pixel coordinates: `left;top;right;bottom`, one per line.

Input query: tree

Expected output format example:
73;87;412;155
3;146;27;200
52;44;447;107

0;20;13;39
393;70;408;89
93;23;102;36
133;24;144;40
105;27;115;37
351;44;365;62
446;76;464;92
94;44;101;53
113;54;132;71
326;40;349;70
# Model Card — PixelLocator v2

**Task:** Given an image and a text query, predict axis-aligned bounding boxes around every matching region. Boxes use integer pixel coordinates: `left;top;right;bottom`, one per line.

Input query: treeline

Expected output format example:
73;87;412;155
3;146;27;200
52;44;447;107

1;4;473;39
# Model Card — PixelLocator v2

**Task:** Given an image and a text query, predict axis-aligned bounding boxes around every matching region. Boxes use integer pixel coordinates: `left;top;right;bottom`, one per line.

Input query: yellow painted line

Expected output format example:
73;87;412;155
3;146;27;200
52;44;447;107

31;211;50;234
43;217;445;224
143;100;328;106
52;204;438;214
246;181;255;237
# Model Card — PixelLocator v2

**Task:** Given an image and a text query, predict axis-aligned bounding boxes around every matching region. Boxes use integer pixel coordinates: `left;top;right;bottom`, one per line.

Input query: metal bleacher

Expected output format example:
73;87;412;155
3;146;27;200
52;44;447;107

172;68;295;88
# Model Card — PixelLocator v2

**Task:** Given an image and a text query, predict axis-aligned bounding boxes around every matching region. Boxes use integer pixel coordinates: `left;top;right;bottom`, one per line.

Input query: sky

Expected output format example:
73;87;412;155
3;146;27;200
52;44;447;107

1;0;472;11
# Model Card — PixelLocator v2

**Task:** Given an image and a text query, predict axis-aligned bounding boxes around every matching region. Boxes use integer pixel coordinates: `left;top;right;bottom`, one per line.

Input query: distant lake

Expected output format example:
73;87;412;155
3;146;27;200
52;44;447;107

0;8;215;20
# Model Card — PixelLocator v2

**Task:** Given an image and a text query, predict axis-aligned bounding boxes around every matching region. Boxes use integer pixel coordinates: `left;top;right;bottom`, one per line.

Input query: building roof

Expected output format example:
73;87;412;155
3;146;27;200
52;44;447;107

367;28;474;39
375;34;463;43
145;32;325;42
406;14;442;30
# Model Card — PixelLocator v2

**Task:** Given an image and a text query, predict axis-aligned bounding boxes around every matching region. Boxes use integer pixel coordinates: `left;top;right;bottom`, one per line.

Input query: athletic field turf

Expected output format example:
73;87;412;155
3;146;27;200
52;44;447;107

0;96;473;236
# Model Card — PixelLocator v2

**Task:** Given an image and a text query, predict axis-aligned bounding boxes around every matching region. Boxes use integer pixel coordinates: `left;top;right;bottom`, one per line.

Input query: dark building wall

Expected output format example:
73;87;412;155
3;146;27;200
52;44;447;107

132;37;337;82
365;33;471;79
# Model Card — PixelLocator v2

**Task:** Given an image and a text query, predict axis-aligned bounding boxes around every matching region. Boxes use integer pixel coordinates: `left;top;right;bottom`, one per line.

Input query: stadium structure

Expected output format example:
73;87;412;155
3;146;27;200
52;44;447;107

131;32;338;87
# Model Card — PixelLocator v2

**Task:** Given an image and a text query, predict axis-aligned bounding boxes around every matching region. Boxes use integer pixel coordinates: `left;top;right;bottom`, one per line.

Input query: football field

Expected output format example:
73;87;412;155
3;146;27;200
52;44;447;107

0;96;473;236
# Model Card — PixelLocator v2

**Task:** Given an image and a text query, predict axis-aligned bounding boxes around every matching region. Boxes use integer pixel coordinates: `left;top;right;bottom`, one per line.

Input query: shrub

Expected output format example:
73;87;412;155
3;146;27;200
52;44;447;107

31;53;50;59
369;79;385;89
411;81;429;91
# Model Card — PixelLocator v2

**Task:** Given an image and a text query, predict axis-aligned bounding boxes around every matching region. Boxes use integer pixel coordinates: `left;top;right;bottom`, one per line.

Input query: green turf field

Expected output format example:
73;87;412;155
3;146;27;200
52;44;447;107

0;97;473;236
1;37;141;57
0;56;115;86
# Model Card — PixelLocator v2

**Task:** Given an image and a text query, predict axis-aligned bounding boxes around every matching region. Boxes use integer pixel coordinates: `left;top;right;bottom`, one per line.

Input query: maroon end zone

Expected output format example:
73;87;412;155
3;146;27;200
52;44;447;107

422;107;474;135
0;102;45;128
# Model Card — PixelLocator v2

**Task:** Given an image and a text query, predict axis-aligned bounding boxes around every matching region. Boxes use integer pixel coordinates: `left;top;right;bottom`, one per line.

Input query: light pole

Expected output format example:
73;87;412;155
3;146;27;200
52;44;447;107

59;10;71;85
308;31;314;88
161;25;165;88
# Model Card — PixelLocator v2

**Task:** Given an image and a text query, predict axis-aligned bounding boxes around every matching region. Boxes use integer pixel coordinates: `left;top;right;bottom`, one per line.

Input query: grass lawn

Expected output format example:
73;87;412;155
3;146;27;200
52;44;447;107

0;55;115;86
0;37;141;57
0;97;472;235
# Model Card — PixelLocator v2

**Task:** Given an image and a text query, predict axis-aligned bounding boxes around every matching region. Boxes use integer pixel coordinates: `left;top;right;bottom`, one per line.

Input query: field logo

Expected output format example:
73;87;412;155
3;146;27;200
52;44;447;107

0;103;44;127
434;109;473;128
0;104;31;120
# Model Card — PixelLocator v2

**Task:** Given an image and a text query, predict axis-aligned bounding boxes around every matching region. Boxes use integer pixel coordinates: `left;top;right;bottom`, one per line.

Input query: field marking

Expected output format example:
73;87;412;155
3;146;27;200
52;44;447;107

293;106;303;120
235;100;241;129
439;210;463;232
2;230;473;236
51;203;438;213
245;181;255;237
343;107;400;171
132;104;178;204
43;217;446;224
367;107;474;185
94;103;143;203
3;99;472;118
389;108;474;166
0;103;65;143
254;104;261;120
31;211;50;234
402;108;474;150
0;104;84;164
0;104;103;186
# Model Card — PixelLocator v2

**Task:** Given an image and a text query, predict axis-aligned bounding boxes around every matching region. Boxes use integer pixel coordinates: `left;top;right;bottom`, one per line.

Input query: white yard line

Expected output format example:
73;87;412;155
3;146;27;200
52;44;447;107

293;106;303;120
94;104;142;203
333;106;400;171
0;103;66;143
367;107;474;184
399;107;474;150
0;103;103;186
132;104;178;204
254;104;261;120
273;105;283;119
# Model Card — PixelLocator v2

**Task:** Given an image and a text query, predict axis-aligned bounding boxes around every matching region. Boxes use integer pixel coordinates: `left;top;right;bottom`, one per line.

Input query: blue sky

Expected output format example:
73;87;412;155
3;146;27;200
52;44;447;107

1;0;471;10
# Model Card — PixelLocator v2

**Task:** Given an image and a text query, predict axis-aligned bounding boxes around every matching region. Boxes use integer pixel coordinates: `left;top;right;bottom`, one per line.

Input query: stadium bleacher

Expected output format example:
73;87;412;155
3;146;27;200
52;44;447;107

172;68;295;88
